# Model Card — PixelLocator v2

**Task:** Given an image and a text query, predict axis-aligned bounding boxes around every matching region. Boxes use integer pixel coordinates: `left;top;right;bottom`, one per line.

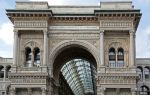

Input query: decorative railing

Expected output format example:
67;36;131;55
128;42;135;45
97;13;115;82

0;58;13;63
17;67;43;72
0;78;10;81
105;67;136;74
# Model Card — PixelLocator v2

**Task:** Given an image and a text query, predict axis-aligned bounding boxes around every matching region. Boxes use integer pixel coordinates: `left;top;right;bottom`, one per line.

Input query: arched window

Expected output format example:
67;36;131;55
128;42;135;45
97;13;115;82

0;65;4;78
137;66;143;80
117;48;124;67
144;67;150;79
109;47;116;67
6;65;11;78
34;47;40;67
140;86;149;95
25;47;32;67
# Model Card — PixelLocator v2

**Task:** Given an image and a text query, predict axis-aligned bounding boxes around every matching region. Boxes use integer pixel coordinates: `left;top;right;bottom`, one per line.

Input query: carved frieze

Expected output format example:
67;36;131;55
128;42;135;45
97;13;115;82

11;78;46;84
97;75;137;85
100;20;132;28
49;26;99;30
9;73;48;84
49;33;99;40
14;21;48;28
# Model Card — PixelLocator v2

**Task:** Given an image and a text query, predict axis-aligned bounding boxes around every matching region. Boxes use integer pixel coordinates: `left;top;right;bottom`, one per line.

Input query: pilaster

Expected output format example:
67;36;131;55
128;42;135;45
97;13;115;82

97;87;105;95
43;29;48;66
41;87;46;95
3;66;6;81
27;88;32;95
12;29;18;72
129;30;135;67
131;88;137;95
10;87;16;95
100;30;104;66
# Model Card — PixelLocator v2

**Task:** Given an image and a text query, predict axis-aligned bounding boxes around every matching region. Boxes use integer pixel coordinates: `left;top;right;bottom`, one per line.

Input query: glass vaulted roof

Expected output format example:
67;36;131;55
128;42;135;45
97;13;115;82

61;59;96;95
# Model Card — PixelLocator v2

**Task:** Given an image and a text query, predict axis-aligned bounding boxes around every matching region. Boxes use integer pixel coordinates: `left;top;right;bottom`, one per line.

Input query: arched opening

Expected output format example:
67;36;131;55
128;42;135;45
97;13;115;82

140;86;150;95
6;65;11;78
0;65;4;78
52;45;97;95
137;66;143;80
117;48;124;67
144;66;150;80
25;47;32;67
109;47;116;67
34;47;40;67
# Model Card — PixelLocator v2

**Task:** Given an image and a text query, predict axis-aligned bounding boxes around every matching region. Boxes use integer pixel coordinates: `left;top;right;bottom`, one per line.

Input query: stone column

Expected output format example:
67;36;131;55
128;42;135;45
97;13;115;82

3;66;6;81
31;50;34;67
41;88;46;95
129;30;135;67
10;87;16;95
97;87;105;95
100;30;104;66
43;30;48;66
131;88;136;95
13;30;18;65
28;88;32;95
142;66;145;82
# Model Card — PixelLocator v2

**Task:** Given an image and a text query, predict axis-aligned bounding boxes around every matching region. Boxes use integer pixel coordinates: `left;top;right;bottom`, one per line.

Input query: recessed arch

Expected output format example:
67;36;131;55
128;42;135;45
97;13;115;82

140;85;150;95
144;66;150;79
0;65;4;78
49;40;99;83
24;40;41;50
137;66;143;79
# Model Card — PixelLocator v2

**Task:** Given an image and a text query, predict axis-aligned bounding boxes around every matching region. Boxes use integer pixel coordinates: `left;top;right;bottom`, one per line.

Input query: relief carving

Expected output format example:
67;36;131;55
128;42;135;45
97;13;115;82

14;21;48;28
104;38;129;66
100;20;132;28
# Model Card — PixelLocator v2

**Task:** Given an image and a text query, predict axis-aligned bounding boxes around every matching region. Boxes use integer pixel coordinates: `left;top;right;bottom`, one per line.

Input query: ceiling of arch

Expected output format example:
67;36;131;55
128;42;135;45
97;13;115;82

61;59;96;95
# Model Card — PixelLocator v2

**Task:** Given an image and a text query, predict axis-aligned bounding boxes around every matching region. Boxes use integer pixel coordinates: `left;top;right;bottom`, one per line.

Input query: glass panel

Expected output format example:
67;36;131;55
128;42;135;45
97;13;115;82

144;68;150;79
34;48;40;66
61;59;96;95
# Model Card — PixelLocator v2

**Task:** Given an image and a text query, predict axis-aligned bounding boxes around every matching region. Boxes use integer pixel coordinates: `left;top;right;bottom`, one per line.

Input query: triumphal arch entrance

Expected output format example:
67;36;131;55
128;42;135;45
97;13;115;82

6;1;141;95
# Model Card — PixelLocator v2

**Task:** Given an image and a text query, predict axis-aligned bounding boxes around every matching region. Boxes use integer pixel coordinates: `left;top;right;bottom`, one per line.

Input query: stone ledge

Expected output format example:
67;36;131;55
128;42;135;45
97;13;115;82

16;1;48;10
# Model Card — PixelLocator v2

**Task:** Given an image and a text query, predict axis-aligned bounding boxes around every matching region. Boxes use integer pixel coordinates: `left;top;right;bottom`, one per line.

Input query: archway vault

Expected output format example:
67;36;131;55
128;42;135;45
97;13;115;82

49;40;99;82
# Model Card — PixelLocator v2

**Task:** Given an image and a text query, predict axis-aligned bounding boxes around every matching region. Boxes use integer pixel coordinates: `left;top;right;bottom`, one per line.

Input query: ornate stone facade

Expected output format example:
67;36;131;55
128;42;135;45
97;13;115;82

0;1;147;95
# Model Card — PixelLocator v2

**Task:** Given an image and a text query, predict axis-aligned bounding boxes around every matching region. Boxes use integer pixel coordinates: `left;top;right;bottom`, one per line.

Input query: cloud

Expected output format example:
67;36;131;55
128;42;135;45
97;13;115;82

0;22;14;45
0;22;13;58
136;26;150;58
0;45;13;58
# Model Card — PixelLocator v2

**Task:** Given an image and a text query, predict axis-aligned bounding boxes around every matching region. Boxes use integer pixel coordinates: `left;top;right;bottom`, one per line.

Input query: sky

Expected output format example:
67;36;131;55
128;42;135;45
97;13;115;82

0;0;150;58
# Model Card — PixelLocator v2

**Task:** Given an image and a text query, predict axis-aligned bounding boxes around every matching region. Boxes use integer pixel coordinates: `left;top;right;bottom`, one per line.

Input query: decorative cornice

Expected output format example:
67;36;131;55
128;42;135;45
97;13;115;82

8;72;48;77
49;16;98;22
6;9;52;23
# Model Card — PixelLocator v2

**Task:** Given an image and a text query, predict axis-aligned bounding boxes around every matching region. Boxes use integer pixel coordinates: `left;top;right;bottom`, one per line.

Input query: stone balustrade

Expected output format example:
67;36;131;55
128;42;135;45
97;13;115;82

0;58;13;64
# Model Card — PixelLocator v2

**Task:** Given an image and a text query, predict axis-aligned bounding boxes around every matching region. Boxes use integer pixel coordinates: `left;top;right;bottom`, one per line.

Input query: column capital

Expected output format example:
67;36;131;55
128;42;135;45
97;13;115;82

13;29;18;32
129;30;135;35
43;31;48;35
41;87;47;95
131;88;137;95
10;87;16;95
41;87;46;91
3;66;6;70
27;88;32;95
131;88;137;92
43;28;48;33
100;30;104;33
98;87;105;95
100;87;105;91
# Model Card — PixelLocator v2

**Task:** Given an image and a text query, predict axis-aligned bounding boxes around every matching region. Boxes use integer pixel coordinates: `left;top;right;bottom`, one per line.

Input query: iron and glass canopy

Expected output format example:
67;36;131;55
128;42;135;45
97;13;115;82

61;59;96;95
